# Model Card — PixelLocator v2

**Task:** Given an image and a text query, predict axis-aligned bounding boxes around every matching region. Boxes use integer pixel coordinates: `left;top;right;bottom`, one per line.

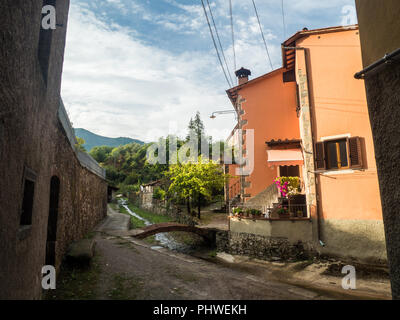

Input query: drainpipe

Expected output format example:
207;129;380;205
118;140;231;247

283;46;324;247
354;48;400;79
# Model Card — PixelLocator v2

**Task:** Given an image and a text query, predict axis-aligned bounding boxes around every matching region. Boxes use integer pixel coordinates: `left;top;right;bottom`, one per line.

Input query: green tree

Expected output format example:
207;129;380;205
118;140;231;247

75;137;87;152
166;156;227;219
90;145;113;163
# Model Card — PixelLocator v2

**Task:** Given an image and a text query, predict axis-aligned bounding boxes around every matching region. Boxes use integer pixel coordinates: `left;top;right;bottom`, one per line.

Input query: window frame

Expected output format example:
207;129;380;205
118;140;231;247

315;136;364;172
325;138;350;170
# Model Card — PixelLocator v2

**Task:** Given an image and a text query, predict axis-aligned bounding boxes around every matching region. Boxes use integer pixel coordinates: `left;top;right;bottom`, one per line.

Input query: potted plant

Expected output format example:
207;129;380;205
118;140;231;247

232;207;244;217
250;208;262;219
296;210;304;218
277;206;289;218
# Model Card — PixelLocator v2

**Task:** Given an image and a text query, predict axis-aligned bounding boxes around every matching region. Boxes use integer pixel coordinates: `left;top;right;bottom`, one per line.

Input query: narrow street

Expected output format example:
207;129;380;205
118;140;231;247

54;206;387;300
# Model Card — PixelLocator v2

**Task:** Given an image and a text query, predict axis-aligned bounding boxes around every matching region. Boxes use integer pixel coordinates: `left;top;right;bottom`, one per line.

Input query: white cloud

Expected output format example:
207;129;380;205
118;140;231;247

62;0;357;143
62;3;235;143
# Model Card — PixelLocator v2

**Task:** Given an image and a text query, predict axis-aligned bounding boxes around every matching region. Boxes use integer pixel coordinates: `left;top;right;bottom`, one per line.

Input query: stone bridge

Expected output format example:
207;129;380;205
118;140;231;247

131;223;218;244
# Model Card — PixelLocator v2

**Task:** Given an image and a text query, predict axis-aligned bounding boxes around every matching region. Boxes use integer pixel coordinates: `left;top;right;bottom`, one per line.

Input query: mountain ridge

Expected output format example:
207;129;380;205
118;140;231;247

74;128;144;151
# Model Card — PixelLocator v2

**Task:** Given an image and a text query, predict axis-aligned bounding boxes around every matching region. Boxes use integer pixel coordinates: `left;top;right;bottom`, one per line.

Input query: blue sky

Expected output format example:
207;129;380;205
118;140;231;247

61;0;357;142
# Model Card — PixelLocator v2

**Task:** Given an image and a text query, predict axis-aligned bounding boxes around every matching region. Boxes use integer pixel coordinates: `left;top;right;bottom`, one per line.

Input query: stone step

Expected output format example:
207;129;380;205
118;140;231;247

66;239;96;266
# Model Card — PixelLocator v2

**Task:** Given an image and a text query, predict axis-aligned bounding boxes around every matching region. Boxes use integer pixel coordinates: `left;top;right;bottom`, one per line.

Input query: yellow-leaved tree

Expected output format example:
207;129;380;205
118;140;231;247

166;156;228;219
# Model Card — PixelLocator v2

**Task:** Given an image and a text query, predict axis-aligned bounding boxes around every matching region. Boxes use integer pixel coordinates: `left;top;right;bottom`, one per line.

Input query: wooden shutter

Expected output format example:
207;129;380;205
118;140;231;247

348;137;363;169
315;142;326;170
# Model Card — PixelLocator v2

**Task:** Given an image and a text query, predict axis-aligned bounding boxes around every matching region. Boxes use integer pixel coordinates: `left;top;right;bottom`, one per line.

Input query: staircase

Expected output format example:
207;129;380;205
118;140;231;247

244;183;280;210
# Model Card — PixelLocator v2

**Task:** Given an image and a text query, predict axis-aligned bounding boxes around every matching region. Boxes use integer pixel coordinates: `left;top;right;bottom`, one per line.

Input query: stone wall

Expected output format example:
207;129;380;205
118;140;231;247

128;193;197;226
0;1;107;299
363;62;400;296
216;231;314;261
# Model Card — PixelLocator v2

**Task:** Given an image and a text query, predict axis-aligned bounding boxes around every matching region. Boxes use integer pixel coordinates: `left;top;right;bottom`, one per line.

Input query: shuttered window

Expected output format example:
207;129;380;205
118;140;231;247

315;137;363;171
315;142;325;170
348;137;363;168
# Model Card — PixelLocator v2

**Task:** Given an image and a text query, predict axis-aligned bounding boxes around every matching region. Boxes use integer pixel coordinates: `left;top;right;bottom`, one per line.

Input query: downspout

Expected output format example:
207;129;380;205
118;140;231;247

283;46;325;247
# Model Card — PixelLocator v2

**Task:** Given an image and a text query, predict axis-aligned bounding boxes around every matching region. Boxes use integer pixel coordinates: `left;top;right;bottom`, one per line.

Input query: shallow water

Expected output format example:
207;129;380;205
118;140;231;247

121;204;196;253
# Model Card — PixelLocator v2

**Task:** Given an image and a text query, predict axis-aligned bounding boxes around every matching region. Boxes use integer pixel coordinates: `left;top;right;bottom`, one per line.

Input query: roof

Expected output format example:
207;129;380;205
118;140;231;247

282;25;359;71
266;139;301;148
142;180;162;187
226;67;285;106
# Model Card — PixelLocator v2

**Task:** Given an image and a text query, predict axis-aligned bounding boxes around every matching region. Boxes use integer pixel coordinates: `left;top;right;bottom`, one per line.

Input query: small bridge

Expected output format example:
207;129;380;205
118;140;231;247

131;223;218;244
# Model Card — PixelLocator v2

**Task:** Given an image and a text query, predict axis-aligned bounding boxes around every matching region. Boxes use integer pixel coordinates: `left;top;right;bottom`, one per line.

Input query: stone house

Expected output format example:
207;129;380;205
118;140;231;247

140;180;163;209
0;1;107;299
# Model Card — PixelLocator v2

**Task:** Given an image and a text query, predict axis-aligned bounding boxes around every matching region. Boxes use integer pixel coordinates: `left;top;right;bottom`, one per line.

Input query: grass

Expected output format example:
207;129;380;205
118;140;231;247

119;205;146;229
208;249;217;258
109;202;119;211
143;235;158;245
106;273;142;300
126;204;173;224
45;254;101;300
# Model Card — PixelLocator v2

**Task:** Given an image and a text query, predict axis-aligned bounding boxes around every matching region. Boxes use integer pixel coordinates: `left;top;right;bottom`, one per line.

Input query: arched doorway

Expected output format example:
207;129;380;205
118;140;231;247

46;176;60;266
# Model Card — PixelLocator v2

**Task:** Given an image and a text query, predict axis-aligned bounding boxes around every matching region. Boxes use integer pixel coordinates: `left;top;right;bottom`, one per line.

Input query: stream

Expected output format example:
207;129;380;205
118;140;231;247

121;204;199;253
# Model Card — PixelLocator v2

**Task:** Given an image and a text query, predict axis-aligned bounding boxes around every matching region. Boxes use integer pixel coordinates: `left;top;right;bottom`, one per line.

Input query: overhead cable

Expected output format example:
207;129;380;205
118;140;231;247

251;0;274;70
206;0;234;85
201;0;233;87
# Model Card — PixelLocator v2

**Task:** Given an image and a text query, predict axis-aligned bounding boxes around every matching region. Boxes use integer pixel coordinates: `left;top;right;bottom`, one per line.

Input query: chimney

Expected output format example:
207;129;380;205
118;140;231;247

235;67;251;85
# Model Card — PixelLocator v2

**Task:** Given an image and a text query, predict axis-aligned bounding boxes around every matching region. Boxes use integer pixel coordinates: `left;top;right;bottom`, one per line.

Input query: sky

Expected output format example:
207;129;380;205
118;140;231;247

61;0;357;143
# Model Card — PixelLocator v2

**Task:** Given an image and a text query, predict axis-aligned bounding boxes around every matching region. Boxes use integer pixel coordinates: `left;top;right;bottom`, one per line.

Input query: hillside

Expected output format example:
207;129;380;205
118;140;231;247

74;128;144;151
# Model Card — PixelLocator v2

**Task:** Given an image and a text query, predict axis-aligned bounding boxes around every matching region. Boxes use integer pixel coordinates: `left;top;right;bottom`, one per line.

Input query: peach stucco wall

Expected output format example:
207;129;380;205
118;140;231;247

238;69;299;199
296;29;383;222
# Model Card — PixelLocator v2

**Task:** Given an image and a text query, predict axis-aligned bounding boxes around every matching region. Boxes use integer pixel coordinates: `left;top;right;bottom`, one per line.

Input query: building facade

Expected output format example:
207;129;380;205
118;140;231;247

225;25;386;265
225;68;300;210
0;1;107;299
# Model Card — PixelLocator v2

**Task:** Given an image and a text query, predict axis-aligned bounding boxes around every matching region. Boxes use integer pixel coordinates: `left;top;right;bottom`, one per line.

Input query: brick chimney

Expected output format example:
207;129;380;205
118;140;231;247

235;67;251;85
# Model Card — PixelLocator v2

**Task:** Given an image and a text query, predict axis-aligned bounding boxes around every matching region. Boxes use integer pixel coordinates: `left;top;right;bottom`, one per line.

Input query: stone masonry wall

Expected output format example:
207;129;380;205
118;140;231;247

0;1;107;299
128;193;197;226
363;61;400;297
216;231;315;261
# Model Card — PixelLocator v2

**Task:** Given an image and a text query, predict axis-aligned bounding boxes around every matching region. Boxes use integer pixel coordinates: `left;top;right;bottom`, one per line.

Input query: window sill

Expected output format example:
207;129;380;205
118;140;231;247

18;225;32;241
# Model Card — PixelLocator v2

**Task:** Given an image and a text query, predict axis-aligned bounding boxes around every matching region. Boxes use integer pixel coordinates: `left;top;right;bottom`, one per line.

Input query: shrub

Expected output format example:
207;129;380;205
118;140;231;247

153;187;166;200
274;176;300;197
232;207;243;215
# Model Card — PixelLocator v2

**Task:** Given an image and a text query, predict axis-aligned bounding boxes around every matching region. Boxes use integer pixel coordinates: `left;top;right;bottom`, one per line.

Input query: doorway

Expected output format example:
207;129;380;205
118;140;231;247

46;176;60;266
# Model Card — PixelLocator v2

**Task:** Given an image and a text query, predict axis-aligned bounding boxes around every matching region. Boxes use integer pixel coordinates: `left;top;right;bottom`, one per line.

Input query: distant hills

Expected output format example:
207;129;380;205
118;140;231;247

74;128;144;151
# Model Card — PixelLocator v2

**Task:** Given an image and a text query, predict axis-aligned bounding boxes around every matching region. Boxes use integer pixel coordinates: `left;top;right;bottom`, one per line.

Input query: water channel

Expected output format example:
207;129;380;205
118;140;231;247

121;204;203;253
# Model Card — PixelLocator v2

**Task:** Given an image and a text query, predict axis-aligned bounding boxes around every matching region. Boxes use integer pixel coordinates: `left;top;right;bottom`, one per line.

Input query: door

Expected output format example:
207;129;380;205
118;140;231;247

46;176;60;266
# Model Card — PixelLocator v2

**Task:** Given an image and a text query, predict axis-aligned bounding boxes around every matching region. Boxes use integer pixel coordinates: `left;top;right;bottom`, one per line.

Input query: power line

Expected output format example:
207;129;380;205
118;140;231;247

201;0;233;88
206;0;234;86
229;0;236;72
251;0;273;70
281;0;286;40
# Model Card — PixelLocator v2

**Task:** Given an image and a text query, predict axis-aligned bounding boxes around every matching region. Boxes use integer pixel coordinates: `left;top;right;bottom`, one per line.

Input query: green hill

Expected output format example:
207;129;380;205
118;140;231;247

74;128;144;151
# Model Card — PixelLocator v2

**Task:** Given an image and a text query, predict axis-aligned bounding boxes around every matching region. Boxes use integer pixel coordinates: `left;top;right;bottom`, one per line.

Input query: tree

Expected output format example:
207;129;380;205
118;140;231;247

166;156;227;219
75;137;87;152
89;145;113;163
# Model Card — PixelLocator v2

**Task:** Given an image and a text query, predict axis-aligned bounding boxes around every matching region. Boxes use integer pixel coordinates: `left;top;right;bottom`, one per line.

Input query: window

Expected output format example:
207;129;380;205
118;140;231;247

315;137;363;171
20;168;37;226
325;139;349;169
279;165;300;177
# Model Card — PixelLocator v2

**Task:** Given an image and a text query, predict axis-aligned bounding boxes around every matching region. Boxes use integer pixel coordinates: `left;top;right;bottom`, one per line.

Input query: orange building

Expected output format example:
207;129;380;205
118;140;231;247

225;67;300;210
226;25;386;265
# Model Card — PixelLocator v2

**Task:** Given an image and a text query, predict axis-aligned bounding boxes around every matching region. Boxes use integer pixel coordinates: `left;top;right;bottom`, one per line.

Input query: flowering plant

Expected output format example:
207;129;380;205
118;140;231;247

274;176;300;197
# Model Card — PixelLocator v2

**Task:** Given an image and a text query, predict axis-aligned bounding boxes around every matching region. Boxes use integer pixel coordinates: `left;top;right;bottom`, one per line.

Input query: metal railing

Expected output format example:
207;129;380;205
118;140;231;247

229;181;240;199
